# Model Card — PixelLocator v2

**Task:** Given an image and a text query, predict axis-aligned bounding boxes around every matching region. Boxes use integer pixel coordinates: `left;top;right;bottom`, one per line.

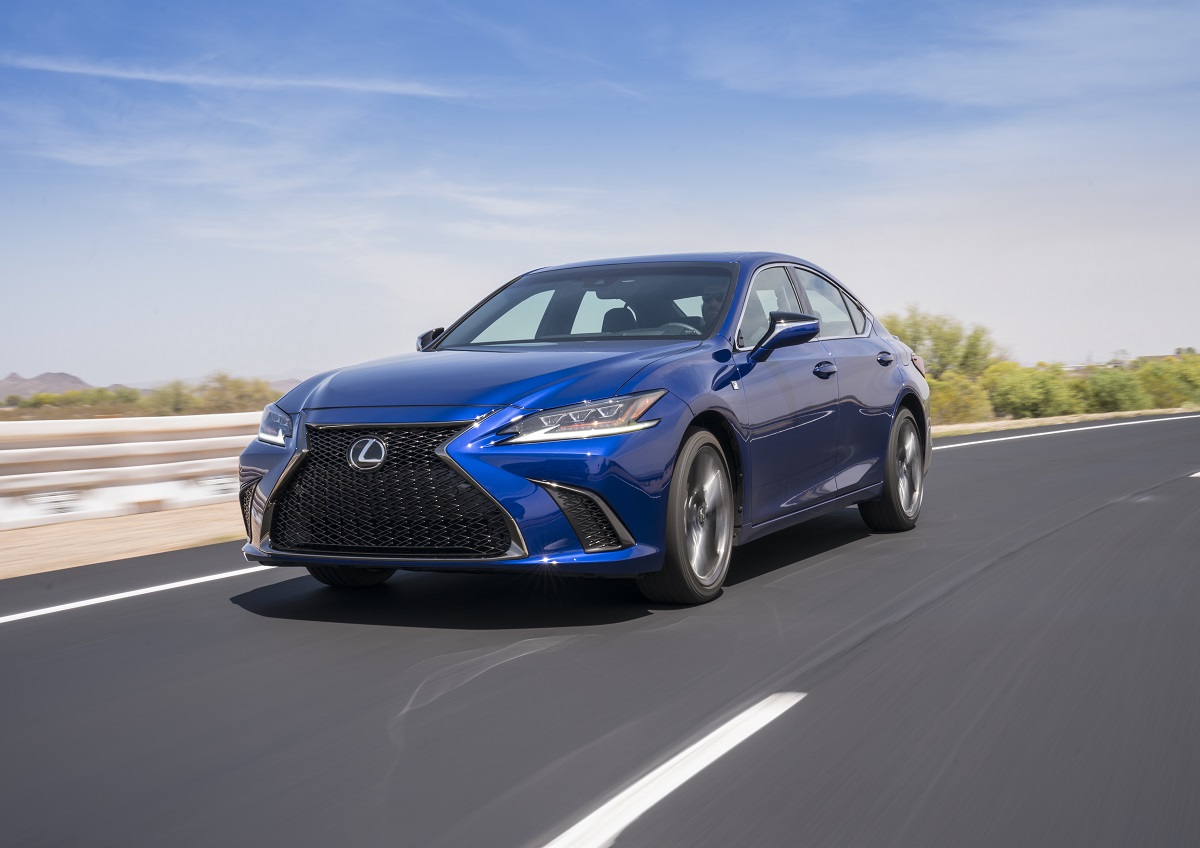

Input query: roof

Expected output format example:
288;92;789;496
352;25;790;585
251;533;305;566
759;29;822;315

532;252;808;274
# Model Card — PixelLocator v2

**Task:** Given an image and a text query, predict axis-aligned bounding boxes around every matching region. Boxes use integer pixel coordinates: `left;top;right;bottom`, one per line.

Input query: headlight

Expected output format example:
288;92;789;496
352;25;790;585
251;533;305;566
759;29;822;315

500;390;666;444
258;403;294;446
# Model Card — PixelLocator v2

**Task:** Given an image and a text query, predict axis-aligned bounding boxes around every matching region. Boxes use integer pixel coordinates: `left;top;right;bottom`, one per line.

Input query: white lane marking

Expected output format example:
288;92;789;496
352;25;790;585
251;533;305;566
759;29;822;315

0;566;273;625
1192;472;1200;478
933;414;1200;451
540;692;806;848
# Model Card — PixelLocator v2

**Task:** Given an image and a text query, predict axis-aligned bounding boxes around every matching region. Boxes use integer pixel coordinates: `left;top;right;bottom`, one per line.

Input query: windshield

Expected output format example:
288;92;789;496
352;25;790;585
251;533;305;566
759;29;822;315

438;262;736;347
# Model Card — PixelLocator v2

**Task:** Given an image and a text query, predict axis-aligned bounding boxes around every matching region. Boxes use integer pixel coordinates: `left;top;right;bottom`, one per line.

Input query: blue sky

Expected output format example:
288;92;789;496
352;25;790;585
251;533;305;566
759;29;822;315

2;0;1198;385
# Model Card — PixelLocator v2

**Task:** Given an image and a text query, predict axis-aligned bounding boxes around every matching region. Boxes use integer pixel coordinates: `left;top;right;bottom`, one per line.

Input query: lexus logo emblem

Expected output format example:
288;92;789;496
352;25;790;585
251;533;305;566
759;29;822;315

348;437;387;471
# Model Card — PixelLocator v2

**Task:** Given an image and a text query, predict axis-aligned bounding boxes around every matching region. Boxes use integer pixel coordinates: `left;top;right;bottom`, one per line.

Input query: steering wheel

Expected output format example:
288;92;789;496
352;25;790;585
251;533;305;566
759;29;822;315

659;322;703;336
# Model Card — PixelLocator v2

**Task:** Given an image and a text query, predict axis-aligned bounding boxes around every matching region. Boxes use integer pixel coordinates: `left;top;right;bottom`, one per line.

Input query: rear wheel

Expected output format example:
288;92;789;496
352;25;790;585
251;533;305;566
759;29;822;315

859;408;925;532
638;429;734;605
306;566;396;587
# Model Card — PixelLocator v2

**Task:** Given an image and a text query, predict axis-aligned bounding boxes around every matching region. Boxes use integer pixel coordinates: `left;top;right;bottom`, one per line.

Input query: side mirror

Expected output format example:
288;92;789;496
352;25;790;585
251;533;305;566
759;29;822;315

416;327;445;351
749;312;819;362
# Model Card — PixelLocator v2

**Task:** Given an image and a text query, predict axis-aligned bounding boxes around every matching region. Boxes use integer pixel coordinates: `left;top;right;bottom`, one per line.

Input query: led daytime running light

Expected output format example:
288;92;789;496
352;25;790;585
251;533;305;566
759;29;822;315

502;391;666;443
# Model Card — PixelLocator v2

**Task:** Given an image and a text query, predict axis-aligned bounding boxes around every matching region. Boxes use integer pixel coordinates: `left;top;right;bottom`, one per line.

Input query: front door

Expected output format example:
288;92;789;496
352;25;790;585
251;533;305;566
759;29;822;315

735;266;840;527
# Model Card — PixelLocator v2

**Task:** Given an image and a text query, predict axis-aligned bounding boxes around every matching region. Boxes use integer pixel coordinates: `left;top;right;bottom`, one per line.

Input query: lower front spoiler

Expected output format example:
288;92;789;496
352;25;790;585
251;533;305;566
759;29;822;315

242;540;665;577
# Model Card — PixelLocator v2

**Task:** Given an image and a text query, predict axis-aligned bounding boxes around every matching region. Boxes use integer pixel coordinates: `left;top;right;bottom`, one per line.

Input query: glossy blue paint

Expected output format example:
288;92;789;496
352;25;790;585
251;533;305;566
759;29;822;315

735;339;840;525
239;252;931;577
822;335;904;491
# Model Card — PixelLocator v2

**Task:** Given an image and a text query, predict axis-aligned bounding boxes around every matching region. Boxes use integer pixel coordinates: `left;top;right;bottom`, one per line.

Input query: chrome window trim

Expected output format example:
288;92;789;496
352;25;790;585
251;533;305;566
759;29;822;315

789;265;874;342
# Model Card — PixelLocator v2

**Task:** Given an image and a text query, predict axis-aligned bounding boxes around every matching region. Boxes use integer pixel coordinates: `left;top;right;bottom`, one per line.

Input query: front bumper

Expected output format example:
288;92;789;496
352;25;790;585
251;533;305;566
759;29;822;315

238;397;692;576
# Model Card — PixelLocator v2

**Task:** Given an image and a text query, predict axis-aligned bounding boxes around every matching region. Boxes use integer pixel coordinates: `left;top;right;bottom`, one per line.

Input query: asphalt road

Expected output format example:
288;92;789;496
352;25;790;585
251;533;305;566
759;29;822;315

2;414;1198;847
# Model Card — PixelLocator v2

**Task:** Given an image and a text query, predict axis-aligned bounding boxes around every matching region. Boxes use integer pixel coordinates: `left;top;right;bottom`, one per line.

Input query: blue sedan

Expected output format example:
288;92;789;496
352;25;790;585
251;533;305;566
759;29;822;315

239;252;931;604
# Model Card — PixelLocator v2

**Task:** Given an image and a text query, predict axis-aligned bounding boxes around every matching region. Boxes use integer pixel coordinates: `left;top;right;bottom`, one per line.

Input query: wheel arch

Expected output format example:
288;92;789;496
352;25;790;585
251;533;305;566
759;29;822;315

688;409;745;538
894;390;931;473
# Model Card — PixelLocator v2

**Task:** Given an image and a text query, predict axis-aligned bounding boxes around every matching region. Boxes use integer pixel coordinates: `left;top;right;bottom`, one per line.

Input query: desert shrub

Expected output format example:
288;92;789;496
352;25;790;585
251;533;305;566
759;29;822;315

140;381;196;416
979;361;1022;396
1078;368;1152;413
987;365;1082;418
927;372;993;425
1134;357;1200;407
195;372;276;413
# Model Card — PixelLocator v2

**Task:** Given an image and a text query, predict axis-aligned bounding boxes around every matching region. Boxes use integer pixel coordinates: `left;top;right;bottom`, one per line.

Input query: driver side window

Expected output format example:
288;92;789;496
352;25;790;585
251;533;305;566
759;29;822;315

738;267;800;348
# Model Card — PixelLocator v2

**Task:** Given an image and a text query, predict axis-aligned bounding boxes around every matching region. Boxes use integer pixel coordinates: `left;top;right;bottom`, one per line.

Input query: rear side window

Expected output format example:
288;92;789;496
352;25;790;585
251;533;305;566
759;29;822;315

841;292;867;334
793;269;858;338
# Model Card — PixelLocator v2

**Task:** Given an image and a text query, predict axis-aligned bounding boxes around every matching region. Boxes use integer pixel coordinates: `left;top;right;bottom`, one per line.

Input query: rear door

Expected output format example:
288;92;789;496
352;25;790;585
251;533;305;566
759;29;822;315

735;265;840;526
791;267;902;493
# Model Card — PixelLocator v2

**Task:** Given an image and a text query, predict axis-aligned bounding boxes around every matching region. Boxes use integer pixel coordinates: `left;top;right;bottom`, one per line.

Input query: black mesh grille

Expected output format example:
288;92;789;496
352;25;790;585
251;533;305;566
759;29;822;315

270;425;513;558
239;482;257;539
549;486;625;552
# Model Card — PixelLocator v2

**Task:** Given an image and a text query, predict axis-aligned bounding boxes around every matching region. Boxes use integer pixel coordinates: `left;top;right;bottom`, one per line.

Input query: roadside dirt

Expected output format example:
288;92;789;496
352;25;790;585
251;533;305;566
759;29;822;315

930;407;1192;436
0;502;243;581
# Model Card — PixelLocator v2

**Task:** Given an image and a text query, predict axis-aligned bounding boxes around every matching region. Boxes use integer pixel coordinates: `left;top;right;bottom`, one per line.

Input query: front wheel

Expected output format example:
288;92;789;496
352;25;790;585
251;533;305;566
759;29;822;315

306;566;396;587
859;408;925;532
638;429;734;604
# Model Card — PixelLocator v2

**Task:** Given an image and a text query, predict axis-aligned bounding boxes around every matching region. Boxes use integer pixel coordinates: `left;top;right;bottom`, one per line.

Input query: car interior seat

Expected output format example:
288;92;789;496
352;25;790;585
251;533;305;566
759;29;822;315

602;306;637;333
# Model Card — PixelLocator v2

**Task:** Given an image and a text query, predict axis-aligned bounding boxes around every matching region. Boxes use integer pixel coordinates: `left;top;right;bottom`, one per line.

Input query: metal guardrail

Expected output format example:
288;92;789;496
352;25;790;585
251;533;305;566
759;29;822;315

0;412;258;530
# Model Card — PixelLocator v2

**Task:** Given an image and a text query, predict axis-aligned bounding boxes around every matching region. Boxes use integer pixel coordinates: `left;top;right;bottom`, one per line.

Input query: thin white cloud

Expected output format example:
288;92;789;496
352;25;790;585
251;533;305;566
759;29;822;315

0;52;465;98
682;3;1200;107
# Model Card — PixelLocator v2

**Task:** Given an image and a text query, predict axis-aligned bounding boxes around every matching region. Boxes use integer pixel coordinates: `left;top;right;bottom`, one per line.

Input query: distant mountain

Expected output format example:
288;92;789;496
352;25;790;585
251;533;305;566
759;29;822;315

0;372;91;399
1;371;305;401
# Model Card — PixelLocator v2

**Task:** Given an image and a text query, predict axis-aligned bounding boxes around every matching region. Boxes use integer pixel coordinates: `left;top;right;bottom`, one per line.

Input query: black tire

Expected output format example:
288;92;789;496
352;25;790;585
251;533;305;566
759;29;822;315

638;428;735;605
306;565;396;587
859;408;925;532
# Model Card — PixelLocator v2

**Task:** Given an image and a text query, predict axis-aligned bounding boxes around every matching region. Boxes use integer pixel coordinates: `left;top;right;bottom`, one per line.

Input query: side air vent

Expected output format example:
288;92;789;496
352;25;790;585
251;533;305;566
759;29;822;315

539;482;632;553
239;481;258;539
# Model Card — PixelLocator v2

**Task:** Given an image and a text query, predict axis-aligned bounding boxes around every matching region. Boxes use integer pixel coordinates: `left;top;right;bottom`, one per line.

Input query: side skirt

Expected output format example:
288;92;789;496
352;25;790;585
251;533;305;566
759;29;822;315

735;483;884;546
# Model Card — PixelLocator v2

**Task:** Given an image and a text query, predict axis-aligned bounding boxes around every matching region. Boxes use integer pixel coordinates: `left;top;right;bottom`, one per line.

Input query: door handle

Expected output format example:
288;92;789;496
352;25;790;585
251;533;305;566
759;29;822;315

877;351;894;366
813;361;837;379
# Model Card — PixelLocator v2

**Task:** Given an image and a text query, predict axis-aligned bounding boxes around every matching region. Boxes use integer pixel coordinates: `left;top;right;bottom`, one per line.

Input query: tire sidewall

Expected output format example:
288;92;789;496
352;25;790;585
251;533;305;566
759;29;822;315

664;429;733;601
885;409;921;529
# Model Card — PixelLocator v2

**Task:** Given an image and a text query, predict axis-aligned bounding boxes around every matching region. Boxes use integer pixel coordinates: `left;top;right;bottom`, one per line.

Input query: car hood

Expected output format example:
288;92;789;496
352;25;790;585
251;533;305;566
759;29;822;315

281;342;699;412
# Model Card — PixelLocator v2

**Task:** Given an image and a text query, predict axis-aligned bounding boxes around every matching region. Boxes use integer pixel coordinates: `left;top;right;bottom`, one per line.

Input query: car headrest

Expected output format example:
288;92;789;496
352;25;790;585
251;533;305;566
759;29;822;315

602;306;637;333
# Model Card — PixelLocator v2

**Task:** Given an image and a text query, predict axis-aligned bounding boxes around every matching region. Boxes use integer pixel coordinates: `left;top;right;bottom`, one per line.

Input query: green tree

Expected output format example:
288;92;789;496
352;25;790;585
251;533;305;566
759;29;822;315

879;305;997;379
3;394;20;407
927;371;994;425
